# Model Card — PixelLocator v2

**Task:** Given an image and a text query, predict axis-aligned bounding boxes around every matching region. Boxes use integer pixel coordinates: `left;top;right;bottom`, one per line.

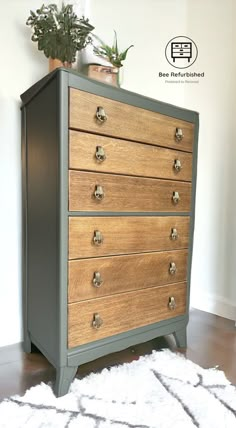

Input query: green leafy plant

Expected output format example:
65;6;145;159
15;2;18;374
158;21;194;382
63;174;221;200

93;31;134;68
26;3;94;63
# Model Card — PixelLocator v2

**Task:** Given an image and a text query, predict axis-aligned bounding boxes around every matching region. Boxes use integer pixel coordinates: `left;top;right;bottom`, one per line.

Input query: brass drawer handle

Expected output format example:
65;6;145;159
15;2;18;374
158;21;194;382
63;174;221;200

172;191;180;204
169;262;177;275
170;228;178;240
96;106;107;123
92;313;103;329
168;296;176;310
93;230;103;245
94;185;104;200
95;146;106;162
175;128;184;142
174;159;182;172
93;272;103;288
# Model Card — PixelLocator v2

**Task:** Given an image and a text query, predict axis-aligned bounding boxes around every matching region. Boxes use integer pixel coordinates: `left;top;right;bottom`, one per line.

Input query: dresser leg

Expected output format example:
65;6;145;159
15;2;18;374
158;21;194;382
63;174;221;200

54;366;78;397
23;331;32;353
173;327;187;348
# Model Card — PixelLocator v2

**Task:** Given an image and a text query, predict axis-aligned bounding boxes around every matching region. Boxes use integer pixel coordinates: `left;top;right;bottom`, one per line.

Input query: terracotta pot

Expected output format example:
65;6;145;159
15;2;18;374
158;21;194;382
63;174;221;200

87;64;120;87
49;58;72;72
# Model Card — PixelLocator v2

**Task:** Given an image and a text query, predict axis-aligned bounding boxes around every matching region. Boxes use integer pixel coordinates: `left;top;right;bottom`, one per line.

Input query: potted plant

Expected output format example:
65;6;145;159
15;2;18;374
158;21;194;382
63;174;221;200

26;2;94;71
87;31;134;87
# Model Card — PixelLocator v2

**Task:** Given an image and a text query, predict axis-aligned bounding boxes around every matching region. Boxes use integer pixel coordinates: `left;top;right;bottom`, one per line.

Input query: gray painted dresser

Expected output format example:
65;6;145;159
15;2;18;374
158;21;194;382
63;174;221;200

21;68;199;397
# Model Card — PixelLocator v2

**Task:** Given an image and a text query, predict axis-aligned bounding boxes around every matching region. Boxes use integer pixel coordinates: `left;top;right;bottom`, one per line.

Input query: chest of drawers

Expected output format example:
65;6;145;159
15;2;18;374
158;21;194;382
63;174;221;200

21;69;199;397
171;42;192;63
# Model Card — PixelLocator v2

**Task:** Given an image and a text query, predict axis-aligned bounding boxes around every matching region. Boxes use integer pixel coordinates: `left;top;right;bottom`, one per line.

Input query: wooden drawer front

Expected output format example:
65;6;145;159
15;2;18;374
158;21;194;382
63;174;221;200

69;131;193;181
69;171;192;213
69;89;194;153
68;249;188;303
69;216;190;259
68;282;187;347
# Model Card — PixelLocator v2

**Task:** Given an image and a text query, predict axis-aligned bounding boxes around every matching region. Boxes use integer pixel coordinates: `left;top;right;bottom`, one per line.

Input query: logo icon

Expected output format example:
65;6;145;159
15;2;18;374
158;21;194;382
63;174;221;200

165;36;198;69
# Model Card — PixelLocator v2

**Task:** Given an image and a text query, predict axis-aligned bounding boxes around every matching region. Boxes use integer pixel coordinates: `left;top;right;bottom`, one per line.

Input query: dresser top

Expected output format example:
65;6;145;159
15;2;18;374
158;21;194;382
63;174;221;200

20;68;198;123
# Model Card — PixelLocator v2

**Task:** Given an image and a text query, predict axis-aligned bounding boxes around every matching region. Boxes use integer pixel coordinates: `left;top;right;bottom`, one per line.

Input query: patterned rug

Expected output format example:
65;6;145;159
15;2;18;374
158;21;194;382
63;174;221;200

0;349;236;427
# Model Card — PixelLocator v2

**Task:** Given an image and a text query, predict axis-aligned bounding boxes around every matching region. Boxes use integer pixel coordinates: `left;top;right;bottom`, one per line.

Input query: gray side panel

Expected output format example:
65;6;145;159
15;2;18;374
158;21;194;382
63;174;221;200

186;115;199;310
21;106;29;351
58;71;69;367
21;70;58;106
26;77;59;366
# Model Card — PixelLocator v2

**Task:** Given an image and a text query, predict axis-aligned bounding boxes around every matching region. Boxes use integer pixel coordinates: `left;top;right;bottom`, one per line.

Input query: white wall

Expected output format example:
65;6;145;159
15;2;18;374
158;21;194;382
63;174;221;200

0;0;85;347
0;0;235;347
0;0;47;347
185;0;236;319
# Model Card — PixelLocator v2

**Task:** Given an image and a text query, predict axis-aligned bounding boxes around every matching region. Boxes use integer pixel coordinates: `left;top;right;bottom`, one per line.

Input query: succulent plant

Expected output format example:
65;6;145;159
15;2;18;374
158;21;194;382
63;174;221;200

93;31;133;68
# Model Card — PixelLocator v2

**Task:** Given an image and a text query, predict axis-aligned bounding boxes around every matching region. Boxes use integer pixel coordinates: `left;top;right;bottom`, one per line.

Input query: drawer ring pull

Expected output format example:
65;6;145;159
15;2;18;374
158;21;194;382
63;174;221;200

93;272;103;288
168;296;176;310
172;191;180;204
93;230;103;246
95;146;106;162
169;262;177;275
94;185;104;201
170;228;178;241
92;313;103;329
175;128;184;142
174;159;182;172
96;106;107;123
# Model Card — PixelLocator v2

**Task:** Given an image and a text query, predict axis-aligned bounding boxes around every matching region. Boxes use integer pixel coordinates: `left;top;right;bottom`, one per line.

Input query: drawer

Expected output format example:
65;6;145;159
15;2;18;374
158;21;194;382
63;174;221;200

172;52;191;58
68;249;188;302
68;216;190;259
172;43;191;49
68;282;187;347
69;89;194;153
69;131;193;181
69;171;192;212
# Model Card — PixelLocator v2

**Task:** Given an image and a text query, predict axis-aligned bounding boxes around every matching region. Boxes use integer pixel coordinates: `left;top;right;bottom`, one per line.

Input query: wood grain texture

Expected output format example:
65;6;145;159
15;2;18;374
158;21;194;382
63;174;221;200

68;282;187;347
69;170;192;212
69;89;194;152
68;249;188;302
69;131;193;181
68;216;190;259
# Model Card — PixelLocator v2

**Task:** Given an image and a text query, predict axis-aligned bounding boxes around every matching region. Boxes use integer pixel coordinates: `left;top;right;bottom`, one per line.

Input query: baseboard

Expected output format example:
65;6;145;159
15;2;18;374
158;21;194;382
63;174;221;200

191;291;236;321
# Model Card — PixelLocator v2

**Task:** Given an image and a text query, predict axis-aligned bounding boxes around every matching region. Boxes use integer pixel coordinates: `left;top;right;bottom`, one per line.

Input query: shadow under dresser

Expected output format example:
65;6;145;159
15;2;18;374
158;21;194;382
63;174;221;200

21;68;199;397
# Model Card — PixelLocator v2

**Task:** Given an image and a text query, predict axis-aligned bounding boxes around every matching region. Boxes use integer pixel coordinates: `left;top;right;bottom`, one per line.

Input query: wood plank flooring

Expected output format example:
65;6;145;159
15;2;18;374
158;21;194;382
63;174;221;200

0;309;235;400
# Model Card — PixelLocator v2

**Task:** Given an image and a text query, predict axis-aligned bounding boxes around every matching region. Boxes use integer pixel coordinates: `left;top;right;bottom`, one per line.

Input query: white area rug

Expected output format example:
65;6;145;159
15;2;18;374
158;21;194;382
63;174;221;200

0;349;236;427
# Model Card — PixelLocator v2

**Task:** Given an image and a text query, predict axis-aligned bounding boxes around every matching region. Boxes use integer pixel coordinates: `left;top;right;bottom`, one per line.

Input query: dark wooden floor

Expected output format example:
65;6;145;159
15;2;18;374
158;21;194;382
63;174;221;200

0;308;235;400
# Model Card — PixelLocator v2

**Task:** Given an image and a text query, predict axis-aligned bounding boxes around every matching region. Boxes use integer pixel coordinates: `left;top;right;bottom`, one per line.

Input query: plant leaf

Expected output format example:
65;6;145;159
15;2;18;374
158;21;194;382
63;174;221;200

119;45;134;61
112;30;118;56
